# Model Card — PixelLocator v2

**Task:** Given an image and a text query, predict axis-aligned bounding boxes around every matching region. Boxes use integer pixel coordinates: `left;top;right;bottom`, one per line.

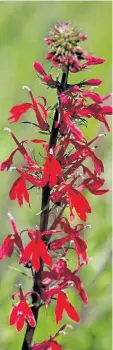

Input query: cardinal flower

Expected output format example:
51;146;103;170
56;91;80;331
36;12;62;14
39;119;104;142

50;220;88;266
43;258;88;305
19;228;60;272
0;212;23;260
9;285;38;332
9;176;30;207
41;149;63;188
8;86;48;131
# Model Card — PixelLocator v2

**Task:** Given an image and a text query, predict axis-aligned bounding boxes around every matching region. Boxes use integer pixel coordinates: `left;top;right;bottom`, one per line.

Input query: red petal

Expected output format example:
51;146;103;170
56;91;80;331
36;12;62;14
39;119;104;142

16;313;25;332
0;235;14;260
32;242;40;272
9;304;19;326
51;342;63;350
50;237;68;251
39;239;52;267
8;103;32;123
101;105;113;115
19;240;35;264
65;114;84;141
65;298;80;322
83;91;103;103
37;102;48;119
21;301;36;327
55;291;66;324
17;169;42;187
9;131;35;165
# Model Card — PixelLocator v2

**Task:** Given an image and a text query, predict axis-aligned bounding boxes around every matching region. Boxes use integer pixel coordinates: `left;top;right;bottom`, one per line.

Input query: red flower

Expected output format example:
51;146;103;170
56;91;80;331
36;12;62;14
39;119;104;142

0;212;23;260
19;228;57;271
9;176;30;207
43;258;88;305
8;87;48;131
50;220;88;266
58;108;84;141
41;149;63;188
77;103;112;132
52;183;91;221
55;291;80;324
9;286;37;332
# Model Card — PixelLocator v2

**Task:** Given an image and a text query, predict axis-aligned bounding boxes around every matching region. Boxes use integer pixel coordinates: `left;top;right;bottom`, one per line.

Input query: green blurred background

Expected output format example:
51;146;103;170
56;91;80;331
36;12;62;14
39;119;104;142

0;1;112;350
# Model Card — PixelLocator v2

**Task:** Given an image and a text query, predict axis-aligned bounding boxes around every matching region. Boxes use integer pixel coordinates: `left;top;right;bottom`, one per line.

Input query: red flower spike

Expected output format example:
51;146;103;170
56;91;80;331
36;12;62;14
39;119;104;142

9;287;36;332
0;21;110;350
19;229;52;272
9;176;30;207
55;291;80;324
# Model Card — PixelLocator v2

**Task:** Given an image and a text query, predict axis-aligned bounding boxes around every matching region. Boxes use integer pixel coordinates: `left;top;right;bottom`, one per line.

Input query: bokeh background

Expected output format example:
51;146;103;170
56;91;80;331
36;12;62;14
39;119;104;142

0;1;112;350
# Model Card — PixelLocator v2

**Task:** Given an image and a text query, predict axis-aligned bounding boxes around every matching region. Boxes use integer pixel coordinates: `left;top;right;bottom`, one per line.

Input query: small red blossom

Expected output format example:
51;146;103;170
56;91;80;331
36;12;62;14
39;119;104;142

43;258;88;305
0;212;23;260
9;286;37;332
41;149;63;188
9;176;30;207
50;220;88;266
19;228;59;271
8;87;48;131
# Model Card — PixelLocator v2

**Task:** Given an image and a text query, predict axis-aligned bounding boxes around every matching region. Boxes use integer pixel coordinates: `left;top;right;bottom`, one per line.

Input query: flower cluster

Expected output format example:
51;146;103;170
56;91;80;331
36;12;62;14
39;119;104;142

0;21;111;350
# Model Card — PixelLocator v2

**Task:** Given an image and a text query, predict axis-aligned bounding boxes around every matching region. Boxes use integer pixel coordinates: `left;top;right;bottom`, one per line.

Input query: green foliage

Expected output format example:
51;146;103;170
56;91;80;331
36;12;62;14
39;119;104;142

0;2;111;350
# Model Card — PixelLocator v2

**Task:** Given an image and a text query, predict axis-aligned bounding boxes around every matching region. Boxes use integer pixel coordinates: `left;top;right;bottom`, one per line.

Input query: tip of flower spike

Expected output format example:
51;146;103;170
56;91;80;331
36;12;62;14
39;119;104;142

22;85;31;92
4;127;11;133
